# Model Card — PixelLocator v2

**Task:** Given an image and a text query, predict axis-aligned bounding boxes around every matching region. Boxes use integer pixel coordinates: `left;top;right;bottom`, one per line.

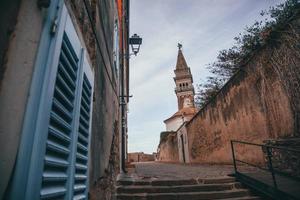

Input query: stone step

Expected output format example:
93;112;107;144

219;196;261;200
117;176;236;186
200;177;236;184
117;178;197;186
151;179;199;186
116;188;251;200
117;182;243;194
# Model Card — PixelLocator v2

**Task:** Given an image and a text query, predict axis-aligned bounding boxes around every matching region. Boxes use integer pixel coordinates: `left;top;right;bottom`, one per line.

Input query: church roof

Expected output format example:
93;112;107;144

164;107;197;123
175;49;188;70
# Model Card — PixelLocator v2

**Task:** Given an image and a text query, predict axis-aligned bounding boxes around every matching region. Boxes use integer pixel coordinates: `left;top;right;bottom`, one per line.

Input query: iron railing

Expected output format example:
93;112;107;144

231;140;300;200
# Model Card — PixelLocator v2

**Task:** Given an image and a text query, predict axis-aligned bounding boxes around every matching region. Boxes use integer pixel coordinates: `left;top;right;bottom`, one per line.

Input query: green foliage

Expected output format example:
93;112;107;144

195;0;300;109
195;77;223;108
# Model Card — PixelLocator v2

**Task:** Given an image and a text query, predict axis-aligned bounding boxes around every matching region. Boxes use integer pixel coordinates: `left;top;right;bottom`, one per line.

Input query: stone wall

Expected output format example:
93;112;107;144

67;1;122;199
157;132;179;162
186;16;300;164
128;152;155;162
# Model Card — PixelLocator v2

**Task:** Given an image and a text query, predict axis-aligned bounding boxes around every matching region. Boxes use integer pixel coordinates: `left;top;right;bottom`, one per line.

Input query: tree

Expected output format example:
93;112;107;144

195;0;299;109
195;76;223;108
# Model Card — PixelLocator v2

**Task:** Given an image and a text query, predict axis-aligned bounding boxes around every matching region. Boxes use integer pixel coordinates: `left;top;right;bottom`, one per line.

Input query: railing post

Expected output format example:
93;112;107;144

231;141;237;174
266;147;278;189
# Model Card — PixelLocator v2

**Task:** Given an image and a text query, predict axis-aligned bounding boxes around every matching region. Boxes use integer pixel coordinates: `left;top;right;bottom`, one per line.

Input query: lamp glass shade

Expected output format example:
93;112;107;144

129;34;142;55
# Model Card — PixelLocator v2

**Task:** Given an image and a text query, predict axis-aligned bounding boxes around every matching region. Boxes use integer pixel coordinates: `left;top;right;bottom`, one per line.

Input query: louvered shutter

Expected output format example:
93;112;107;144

73;73;93;200
40;7;94;200
8;3;94;200
40;32;79;199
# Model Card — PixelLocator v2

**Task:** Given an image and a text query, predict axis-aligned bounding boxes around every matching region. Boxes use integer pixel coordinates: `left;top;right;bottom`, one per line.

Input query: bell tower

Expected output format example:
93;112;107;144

174;44;195;110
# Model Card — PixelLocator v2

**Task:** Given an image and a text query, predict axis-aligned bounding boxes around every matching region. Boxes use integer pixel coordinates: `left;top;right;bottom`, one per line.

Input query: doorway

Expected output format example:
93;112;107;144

180;134;186;163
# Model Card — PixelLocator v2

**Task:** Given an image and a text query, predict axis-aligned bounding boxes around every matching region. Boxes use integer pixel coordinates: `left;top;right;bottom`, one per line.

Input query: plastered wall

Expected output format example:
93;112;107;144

186;17;300;164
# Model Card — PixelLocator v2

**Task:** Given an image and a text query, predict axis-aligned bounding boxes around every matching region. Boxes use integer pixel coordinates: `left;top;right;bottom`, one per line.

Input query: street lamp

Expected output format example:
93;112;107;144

129;34;142;56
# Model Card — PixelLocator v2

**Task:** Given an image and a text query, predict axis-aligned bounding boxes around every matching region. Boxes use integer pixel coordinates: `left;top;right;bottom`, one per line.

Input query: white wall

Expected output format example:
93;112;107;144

165;115;194;132
165;116;184;131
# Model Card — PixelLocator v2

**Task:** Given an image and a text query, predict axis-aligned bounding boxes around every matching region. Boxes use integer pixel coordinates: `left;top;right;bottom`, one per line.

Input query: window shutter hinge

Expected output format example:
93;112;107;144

50;17;58;36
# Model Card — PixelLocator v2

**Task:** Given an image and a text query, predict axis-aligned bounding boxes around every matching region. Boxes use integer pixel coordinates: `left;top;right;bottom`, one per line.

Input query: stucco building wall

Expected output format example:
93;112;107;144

0;0;44;197
165;117;185;131
186;17;300;164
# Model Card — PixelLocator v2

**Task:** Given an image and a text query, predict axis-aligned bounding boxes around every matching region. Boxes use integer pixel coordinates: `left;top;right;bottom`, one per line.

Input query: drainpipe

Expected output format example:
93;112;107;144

120;0;130;174
120;77;126;174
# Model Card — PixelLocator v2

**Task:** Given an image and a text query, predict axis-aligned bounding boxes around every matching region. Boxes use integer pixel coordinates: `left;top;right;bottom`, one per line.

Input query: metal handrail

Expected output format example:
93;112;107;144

231;140;300;195
231;140;300;153
234;159;269;172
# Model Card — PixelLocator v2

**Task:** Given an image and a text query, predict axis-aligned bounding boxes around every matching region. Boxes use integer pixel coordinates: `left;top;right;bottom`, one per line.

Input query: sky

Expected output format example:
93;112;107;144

128;0;286;154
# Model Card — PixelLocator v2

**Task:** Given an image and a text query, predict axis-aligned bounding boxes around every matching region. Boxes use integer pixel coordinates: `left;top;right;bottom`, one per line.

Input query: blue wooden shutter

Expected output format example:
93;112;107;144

9;3;94;200
73;73;93;200
39;6;94;200
40;32;80;199
40;7;96;199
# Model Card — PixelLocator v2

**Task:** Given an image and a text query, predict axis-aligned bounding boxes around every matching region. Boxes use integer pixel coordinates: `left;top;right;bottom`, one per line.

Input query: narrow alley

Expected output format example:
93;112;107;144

0;0;299;200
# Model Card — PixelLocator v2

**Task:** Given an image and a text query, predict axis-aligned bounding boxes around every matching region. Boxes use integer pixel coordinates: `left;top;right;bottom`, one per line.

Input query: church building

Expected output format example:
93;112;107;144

164;44;198;131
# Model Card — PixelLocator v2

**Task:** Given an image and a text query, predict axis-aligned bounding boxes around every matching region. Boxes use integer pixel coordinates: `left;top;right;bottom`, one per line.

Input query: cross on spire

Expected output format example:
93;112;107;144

177;43;182;50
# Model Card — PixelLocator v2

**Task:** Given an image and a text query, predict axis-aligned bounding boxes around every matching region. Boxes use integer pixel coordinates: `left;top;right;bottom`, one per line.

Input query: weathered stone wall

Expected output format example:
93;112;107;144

128;152;155;162
157;132;179;162
67;0;97;65
186;16;300;164
67;1;121;199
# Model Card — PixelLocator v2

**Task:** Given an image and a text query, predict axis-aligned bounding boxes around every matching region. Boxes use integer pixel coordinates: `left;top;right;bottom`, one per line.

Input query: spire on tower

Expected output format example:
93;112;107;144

175;45;188;70
173;44;195;110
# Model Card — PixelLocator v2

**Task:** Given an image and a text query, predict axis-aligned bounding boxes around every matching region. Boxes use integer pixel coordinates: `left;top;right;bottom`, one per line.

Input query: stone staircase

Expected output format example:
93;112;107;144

116;176;262;200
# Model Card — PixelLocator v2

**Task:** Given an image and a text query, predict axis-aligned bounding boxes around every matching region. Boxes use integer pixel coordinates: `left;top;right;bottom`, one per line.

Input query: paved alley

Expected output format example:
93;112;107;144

116;162;262;200
134;162;235;180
